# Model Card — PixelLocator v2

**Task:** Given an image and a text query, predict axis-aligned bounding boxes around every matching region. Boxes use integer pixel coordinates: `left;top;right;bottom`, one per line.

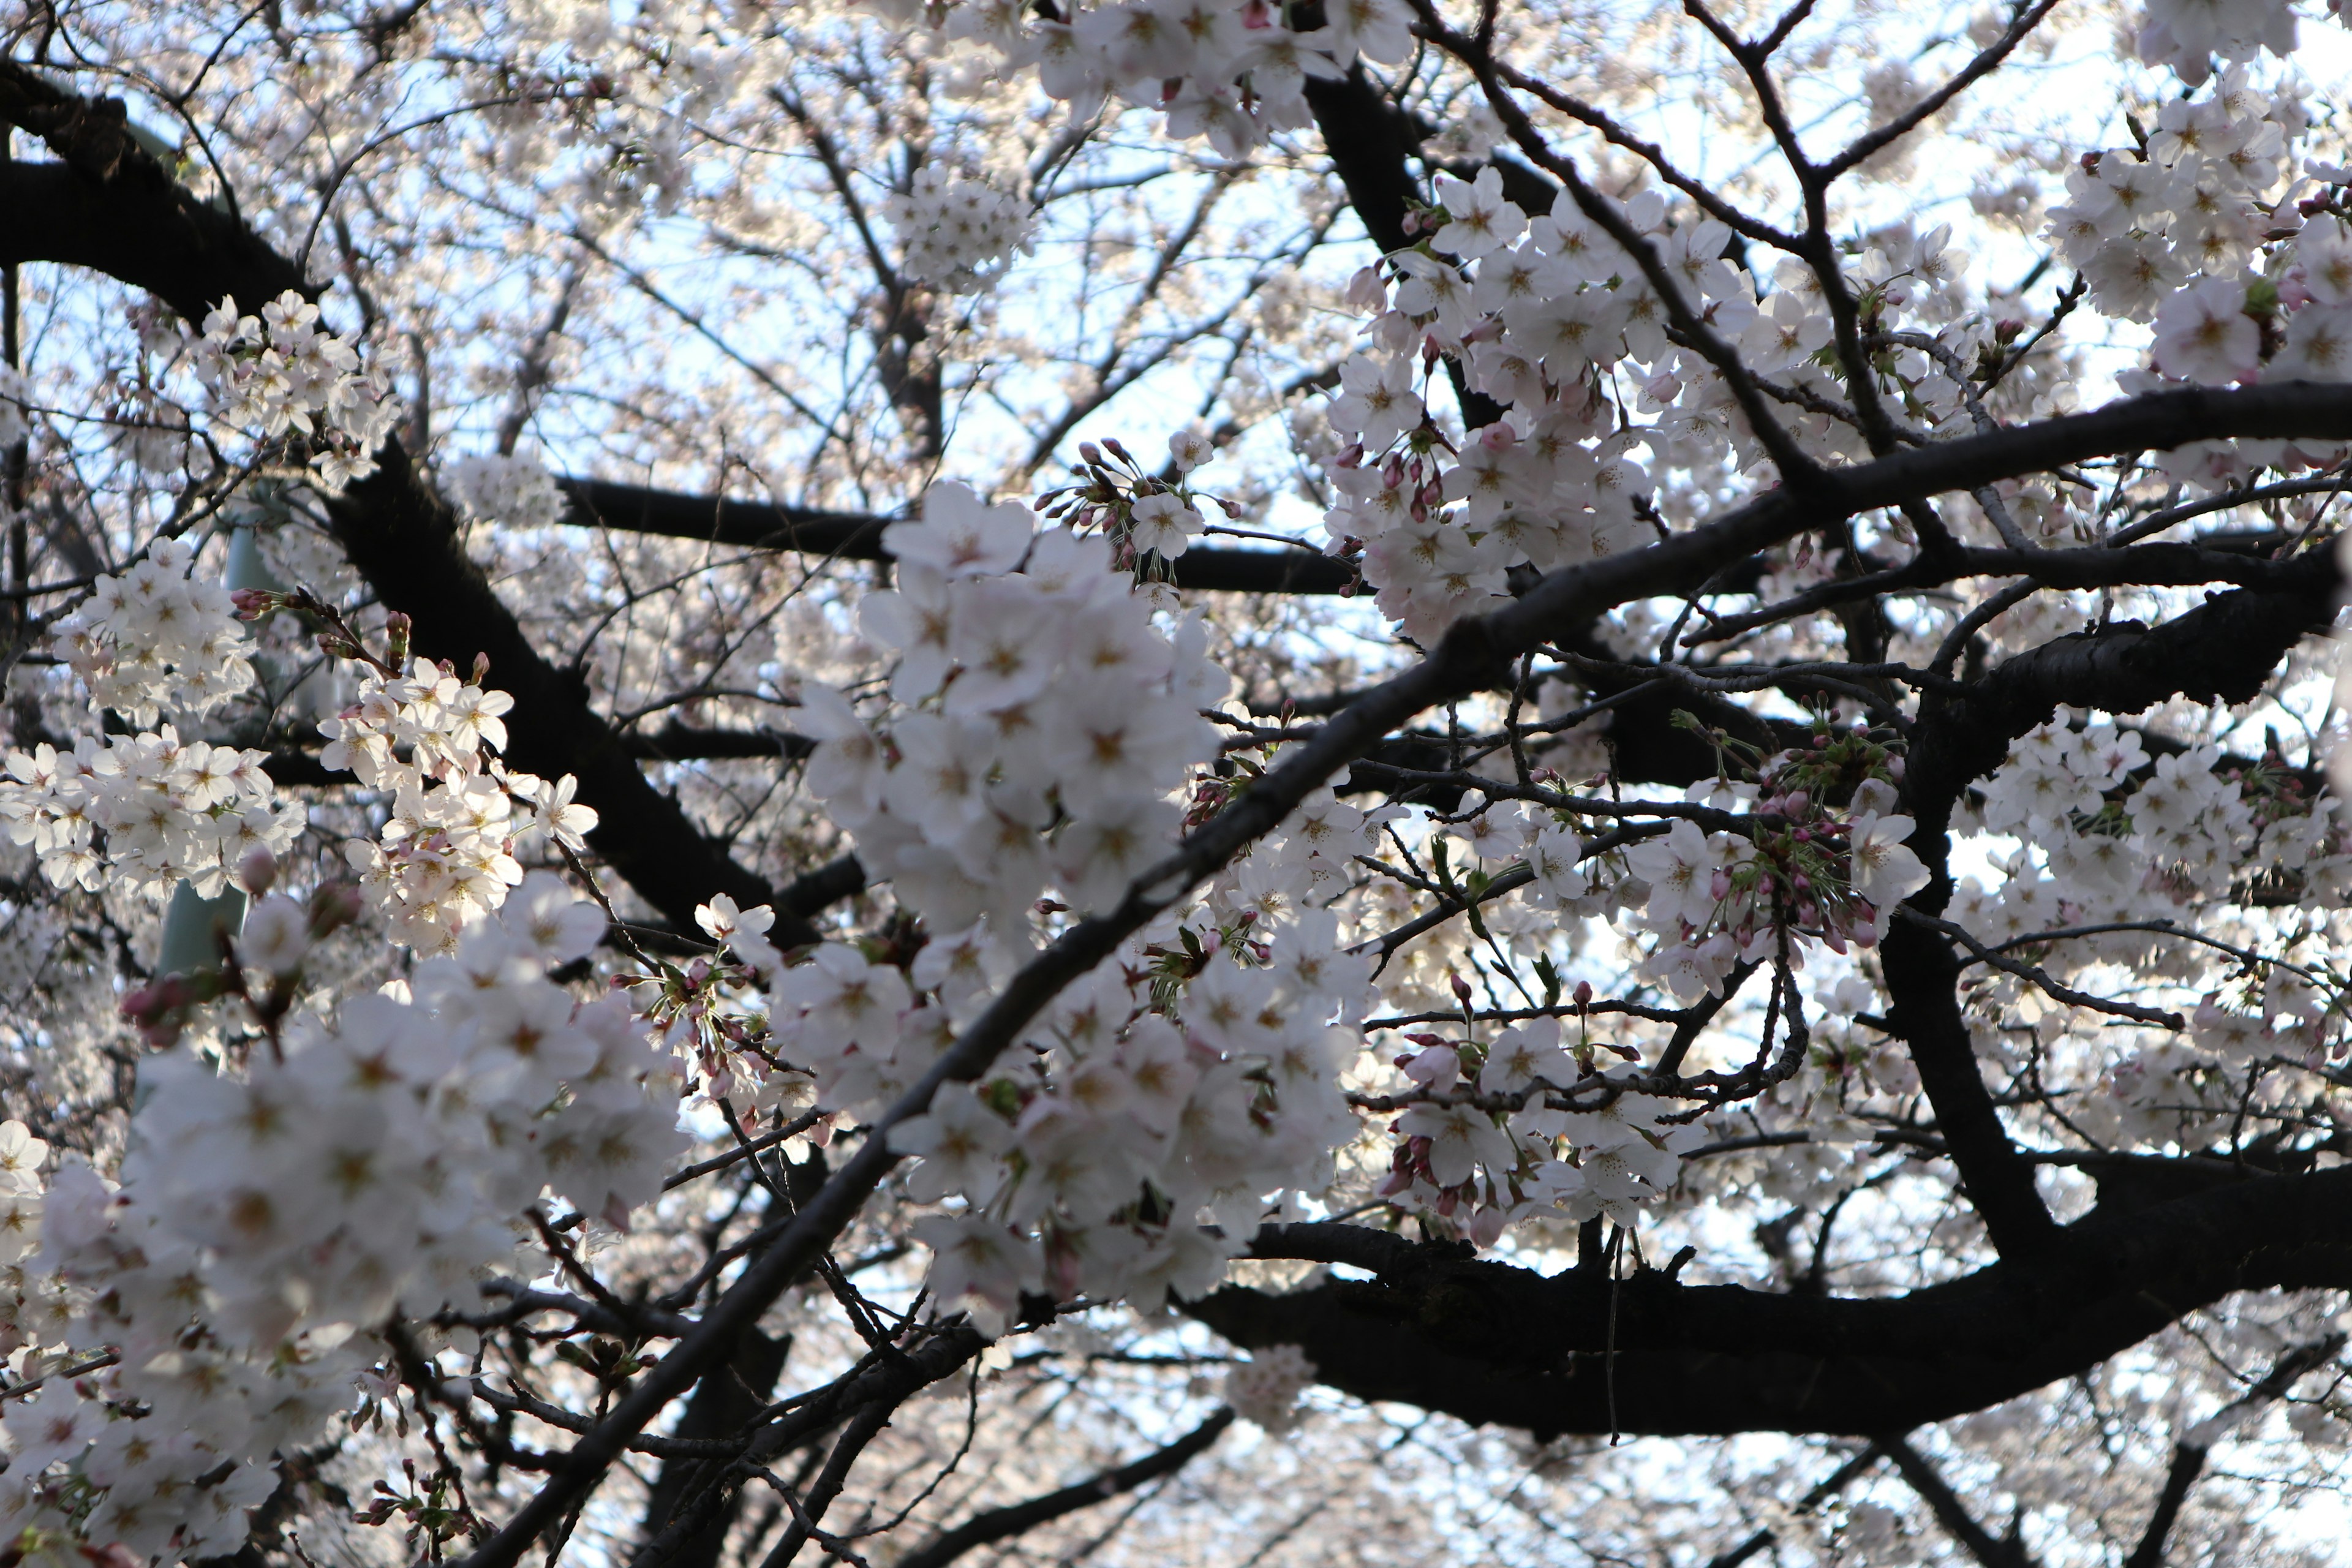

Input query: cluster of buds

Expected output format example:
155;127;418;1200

121;849;366;1052
1036;429;1240;577
232;586;423;680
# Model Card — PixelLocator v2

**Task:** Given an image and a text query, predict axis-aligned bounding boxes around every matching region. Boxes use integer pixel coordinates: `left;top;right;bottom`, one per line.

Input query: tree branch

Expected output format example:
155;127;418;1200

1880;1432;2032;1568
891;1407;1236;1568
1196;1164;2352;1439
2120;1335;2343;1568
557;478;1356;594
0;70;851;944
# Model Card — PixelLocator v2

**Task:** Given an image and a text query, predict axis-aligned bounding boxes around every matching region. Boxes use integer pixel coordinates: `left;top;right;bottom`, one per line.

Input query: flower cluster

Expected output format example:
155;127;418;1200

1624;727;1927;1000
1381;1025;1707;1236
445;451;567;531
0;729;303;899
2136;0;2299;81
1319;185;1989;638
318;649;596;951
918;0;1406;160
6;880;680;1565
1224;1343;1314;1432
667;484;1395;1325
188;292;398;490
1932;718;2352;1159
2040;61;2352;472
685;867;1367;1327
48;537;254;726
883;165;1035;293
0;1120;47;1283
800;480;1223;928
1962;719;2335;919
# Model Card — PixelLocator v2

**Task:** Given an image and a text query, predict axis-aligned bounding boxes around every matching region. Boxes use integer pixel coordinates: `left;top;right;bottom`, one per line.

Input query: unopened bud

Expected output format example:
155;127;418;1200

383;612;412;666
1574;979;1593;1007
308;882;365;936
1450;971;1474;1004
237;845;278;896
1080;441;1104;465
228;587;278;619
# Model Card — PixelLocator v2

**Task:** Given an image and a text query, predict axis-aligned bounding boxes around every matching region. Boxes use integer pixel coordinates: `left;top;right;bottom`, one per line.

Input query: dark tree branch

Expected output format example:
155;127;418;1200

636;1163;825;1568
628;1322;990;1568
0;70;314;320
2120;1335;2343;1568
325;441;825;943
1299;61;1510;431
1880;1432;2032;1568
891;1407;1236;1568
1882;566;2337;1256
1704;1442;1884;1568
1197;1164;2352;1439
0;71;850;944
1906;559;2340;835
1877;910;2056;1257
557;478;1358;594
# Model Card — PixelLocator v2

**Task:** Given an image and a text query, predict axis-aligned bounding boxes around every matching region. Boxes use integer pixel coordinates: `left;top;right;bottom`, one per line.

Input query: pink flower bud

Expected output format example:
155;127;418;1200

307;882;365;935
237;845;278;895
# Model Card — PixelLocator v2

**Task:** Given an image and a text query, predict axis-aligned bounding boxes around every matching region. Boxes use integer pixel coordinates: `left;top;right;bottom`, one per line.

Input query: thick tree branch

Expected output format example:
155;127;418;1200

0;81;313;319
325;441;824;943
1907;560;2340;833
1879;567;2338;1256
1877;910;2056;1256
459;378;2352;1561
1198;1164;2352;1439
0;71;843;944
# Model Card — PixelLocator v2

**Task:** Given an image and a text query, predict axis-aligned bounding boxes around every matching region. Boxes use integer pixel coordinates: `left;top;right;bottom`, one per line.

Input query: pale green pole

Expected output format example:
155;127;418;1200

150;492;285;978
